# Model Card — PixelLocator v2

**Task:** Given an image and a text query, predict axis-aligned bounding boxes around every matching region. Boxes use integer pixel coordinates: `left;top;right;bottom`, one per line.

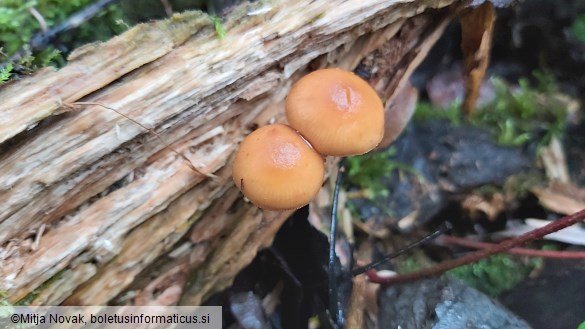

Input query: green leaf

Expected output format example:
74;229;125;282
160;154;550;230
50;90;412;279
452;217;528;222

210;15;225;39
0;63;12;82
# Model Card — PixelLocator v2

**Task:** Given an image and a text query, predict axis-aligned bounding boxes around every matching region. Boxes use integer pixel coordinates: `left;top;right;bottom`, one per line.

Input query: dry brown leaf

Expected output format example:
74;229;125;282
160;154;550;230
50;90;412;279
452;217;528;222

531;181;585;215
460;1;496;114
376;82;418;150
461;192;505;221
345;275;367;329
539;137;570;183
363;279;380;326
352;217;390;239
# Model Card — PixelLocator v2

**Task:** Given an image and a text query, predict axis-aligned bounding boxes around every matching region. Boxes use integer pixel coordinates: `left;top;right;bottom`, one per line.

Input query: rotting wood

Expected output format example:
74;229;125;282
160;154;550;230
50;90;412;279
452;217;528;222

0;0;463;305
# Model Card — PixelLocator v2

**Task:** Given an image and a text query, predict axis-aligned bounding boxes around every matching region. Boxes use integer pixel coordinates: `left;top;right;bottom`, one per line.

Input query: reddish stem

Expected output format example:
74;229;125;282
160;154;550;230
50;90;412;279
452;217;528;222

367;208;585;284
440;235;585;259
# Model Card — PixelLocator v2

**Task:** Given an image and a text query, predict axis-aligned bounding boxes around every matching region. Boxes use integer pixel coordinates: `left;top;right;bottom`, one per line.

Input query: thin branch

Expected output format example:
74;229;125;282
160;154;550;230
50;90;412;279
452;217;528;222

440;235;585;259
160;0;173;17
28;7;48;33
69;101;214;178
1;0;119;70
351;222;451;276
366;208;585;284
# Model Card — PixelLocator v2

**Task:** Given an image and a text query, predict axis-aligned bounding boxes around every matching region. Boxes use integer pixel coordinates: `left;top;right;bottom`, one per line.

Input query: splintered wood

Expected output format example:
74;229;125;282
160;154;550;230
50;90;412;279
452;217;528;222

0;0;461;305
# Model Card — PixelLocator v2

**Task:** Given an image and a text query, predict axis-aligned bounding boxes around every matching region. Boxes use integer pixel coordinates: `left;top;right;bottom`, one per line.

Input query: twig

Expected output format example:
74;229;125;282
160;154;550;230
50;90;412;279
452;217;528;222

31;224;45;251
366;208;585;284
351;222;451;276
160;0;173;17
440;235;585;259
68;101;214;178
28;7;48;33
1;0;119;70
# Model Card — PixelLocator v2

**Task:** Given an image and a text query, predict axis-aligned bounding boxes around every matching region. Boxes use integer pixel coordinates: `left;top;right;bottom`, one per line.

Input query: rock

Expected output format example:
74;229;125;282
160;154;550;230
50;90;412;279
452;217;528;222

499;258;585;329
378;276;532;329
353;119;532;229
415;120;532;192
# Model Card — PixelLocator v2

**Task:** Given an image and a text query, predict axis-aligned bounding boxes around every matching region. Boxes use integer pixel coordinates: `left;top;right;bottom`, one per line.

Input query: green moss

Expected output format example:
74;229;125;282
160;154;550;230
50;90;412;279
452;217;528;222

413;100;462;125
395;250;433;274
56;3;127;49
449;253;542;297
471;73;567;147
0;291;10;306
414;72;568;148
0;63;12;81
0;0;40;55
0;293;32;329
345;147;417;199
0;0;126;78
153;10;212;46
15;269;67;306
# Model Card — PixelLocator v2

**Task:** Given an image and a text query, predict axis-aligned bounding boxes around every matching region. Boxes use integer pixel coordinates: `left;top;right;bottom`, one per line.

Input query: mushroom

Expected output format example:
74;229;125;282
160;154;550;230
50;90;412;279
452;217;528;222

232;124;325;210
285;68;385;156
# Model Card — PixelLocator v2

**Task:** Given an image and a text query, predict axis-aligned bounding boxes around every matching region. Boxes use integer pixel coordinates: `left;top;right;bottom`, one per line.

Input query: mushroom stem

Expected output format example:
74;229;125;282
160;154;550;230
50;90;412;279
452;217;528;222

328;159;346;328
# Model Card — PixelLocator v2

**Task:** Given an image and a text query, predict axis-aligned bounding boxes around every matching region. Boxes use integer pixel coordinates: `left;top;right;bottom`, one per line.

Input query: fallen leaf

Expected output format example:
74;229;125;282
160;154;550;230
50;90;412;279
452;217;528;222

531;181;585;215
462;192;506;221
460;2;496;114
376;82;418;150
345;275;367;329
539;137;570;183
496;218;585;246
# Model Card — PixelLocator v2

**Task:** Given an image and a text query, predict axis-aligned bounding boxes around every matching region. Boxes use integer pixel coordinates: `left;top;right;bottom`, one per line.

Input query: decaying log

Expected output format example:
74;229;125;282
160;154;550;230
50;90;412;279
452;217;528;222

0;0;463;306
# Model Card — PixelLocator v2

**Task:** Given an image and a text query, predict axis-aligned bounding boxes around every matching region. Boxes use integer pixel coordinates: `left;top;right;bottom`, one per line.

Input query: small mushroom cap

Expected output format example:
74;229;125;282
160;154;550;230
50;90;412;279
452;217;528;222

286;68;385;156
232;124;325;210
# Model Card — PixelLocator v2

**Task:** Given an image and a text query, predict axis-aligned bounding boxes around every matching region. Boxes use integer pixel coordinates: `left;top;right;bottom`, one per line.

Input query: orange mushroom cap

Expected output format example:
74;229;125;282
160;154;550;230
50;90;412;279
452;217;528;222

232;124;325;210
285;68;385;156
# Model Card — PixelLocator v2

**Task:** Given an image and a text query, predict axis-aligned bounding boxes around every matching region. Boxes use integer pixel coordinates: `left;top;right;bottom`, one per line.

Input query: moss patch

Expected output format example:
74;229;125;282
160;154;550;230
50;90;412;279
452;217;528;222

15;269;67;306
413;72;569;148
345;147;417;199
449;253;542;297
0;0;126;80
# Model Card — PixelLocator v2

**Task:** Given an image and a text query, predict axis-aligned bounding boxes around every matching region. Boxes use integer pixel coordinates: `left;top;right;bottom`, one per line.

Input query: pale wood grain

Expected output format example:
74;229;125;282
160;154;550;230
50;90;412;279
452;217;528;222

0;0;460;305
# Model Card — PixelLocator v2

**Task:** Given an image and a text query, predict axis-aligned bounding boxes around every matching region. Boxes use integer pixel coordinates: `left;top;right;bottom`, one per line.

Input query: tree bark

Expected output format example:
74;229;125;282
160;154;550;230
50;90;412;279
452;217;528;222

0;0;461;306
